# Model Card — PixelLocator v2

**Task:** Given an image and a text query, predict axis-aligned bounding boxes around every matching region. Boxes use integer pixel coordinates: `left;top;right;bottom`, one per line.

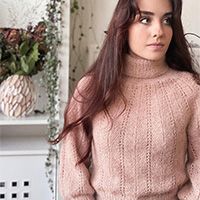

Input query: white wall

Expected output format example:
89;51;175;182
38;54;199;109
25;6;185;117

182;0;200;45
0;0;49;28
87;0;117;45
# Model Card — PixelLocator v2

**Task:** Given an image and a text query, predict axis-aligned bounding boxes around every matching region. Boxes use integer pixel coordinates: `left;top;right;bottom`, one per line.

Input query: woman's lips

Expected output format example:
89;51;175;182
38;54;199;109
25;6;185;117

147;43;164;51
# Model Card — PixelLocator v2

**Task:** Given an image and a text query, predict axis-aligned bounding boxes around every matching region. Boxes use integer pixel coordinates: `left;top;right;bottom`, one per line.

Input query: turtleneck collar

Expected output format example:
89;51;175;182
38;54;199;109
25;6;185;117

124;53;170;79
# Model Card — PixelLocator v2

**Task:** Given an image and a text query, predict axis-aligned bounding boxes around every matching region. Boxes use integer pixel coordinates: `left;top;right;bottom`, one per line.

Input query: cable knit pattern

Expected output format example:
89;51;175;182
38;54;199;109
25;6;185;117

59;54;200;200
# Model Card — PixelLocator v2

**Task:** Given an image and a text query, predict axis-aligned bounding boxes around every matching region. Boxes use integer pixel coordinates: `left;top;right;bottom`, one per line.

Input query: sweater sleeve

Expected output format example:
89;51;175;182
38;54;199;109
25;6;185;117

177;87;200;200
59;77;95;200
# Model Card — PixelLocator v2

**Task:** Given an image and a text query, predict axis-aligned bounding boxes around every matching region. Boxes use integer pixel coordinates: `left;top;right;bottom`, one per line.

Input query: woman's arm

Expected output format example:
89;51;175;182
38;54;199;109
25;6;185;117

59;77;95;200
59;130;95;199
177;87;200;200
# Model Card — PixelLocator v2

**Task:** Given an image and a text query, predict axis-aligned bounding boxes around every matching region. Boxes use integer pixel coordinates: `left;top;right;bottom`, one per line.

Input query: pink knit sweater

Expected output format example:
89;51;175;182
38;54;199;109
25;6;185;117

59;54;200;200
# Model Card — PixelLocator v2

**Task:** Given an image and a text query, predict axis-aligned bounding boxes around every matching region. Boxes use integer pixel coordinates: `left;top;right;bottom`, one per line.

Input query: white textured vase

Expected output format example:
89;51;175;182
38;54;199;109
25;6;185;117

0;74;36;117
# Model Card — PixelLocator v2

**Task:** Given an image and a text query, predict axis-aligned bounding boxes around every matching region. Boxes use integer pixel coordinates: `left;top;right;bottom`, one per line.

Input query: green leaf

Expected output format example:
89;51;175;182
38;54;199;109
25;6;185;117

19;42;40;75
0;48;2;60
31;42;40;61
15;70;25;75
27;56;36;73
19;40;30;56
9;62;17;73
26;42;40;74
10;54;17;62
20;56;29;74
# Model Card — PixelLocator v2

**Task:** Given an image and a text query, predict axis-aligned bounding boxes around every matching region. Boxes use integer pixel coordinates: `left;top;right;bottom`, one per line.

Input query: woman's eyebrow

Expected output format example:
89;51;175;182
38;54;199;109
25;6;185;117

163;12;173;17
139;10;173;17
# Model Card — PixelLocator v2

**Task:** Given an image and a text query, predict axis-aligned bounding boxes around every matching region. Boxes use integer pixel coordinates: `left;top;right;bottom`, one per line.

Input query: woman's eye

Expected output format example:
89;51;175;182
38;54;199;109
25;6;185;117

163;17;172;25
140;17;150;24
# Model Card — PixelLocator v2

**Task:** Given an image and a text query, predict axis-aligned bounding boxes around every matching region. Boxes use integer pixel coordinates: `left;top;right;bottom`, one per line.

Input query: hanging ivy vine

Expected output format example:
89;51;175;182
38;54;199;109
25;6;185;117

42;0;64;195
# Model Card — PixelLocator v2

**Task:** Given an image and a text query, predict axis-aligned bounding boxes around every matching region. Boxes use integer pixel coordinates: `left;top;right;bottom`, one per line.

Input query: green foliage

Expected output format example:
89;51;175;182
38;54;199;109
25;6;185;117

71;0;79;13
42;0;63;195
0;22;47;83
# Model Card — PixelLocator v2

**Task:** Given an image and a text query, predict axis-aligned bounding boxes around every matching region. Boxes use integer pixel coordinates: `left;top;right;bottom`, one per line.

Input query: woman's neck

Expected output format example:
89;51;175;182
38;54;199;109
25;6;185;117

124;53;169;79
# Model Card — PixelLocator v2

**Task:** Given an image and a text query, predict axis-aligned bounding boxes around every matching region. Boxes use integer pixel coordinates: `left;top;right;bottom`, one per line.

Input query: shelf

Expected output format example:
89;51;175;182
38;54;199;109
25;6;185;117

0;150;48;156
0;112;49;125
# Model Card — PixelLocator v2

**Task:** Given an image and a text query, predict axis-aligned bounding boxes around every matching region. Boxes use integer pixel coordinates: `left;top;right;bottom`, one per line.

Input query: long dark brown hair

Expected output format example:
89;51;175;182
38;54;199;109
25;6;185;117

52;0;199;163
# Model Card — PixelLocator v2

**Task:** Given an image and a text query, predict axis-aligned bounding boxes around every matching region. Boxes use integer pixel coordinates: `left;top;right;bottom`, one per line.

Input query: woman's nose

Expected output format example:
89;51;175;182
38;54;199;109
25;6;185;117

151;22;164;38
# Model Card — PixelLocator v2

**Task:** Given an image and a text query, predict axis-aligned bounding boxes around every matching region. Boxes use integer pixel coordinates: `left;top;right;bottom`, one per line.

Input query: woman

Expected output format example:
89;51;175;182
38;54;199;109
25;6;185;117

56;0;200;199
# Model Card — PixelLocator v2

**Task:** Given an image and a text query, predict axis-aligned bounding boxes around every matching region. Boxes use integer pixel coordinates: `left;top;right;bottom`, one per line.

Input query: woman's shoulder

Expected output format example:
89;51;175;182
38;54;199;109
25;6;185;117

71;75;93;101
173;70;200;98
172;70;199;86
76;75;92;90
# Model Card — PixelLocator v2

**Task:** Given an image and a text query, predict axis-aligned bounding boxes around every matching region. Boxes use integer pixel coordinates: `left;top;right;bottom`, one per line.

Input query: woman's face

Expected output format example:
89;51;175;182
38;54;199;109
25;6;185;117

128;0;173;61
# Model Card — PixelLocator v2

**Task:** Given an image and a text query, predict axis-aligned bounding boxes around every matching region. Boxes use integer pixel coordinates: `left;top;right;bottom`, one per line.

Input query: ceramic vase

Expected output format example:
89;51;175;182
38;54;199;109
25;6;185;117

0;74;36;117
